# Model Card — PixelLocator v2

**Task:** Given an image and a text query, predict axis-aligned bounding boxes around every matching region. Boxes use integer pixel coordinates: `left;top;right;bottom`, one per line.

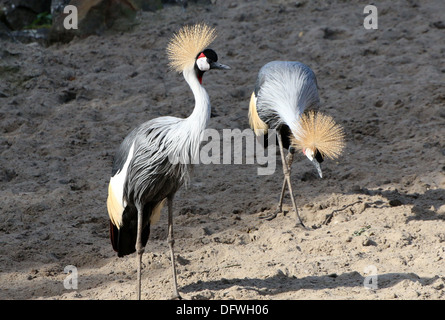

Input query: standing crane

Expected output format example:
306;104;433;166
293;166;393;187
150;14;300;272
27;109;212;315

106;23;230;300
248;61;345;225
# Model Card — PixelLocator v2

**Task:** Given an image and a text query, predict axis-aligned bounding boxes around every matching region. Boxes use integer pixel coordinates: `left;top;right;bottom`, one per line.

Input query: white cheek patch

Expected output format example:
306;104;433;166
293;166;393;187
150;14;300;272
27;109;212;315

305;148;314;161
196;56;210;71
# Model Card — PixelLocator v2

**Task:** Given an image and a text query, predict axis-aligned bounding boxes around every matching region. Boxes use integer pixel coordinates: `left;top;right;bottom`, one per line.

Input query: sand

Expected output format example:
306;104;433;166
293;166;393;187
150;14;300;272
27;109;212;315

0;0;444;300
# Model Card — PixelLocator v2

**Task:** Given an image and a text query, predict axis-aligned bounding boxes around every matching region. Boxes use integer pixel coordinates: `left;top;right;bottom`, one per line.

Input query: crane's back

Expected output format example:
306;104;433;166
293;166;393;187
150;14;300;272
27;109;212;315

255;61;320;131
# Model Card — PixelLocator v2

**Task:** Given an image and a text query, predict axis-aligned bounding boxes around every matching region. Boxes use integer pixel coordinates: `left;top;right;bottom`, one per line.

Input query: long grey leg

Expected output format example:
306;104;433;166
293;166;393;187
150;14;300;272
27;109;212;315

135;206;144;300
259;142;296;221
276;151;295;216
260;155;288;221
276;131;306;228
167;196;181;300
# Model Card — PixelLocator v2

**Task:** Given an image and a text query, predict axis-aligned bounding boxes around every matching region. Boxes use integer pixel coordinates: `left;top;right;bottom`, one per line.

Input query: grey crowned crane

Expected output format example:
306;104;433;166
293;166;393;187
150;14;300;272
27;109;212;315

106;23;230;299
248;61;345;225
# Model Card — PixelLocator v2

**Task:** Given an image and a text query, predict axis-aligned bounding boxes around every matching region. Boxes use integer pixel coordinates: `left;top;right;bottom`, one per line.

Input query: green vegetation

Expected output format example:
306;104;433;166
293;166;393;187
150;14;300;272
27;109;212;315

25;12;52;29
352;225;371;237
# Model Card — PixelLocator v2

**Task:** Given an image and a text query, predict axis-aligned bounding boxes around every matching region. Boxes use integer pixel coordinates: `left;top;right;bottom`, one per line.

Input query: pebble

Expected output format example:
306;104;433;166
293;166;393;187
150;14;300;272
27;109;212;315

432;21;445;29
437;205;445;215
362;238;375;246
389;199;403;207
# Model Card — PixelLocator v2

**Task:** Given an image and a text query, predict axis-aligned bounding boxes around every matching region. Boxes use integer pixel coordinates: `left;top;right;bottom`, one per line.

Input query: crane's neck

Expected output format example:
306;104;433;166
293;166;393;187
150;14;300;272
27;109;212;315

183;67;211;131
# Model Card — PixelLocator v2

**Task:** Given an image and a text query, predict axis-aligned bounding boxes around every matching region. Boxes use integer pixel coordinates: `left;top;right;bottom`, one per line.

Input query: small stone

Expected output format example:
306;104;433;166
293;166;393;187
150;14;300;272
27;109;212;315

432;21;445;29
276;269;287;277
176;255;190;266
362;238;375;246
437;205;445;215
389;199;403;207
433;283;444;290
350;185;362;193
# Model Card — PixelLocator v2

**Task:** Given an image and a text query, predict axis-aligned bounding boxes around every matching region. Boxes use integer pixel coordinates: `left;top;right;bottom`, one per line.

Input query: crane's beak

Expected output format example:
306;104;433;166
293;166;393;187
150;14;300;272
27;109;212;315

312;160;323;178
210;62;231;70
304;148;323;178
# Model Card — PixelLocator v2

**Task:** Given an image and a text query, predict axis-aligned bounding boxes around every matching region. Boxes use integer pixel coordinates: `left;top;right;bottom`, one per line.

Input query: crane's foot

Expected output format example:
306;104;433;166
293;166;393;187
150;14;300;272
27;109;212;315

259;206;289;221
295;220;308;229
294;213;308;229
259;211;278;221
170;293;183;300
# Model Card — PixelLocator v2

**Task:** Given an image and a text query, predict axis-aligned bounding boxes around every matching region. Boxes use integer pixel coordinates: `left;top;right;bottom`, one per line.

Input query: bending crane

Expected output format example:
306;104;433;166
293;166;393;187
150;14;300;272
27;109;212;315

248;61;345;224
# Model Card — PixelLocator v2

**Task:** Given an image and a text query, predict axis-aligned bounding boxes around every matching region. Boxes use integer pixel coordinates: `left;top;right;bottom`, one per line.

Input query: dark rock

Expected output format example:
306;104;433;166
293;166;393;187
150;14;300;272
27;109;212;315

389;199;403;207
10;28;50;45
350;185;363;193
0;168;17;182
374;100;383;108
2;0;188;44
2;0;51;30
431;21;445;29
0;21;12;40
4;7;37;30
15;0;52;14
58;89;77;103
362;238;376;246
133;0;163;11
50;0;139;43
323;27;347;40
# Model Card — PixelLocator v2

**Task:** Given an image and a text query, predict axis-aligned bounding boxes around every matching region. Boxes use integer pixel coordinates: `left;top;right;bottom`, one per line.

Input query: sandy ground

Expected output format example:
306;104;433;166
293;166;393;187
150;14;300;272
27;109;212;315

1;0;444;300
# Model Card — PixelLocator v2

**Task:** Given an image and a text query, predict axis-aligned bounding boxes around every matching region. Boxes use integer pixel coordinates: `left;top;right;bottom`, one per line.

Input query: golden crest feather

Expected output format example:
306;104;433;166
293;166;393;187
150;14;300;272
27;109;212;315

166;23;217;73
291;111;345;160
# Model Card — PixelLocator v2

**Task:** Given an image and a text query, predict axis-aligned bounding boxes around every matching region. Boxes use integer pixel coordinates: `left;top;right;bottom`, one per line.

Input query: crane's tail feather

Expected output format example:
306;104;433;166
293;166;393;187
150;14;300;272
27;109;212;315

248;92;269;136
290;111;345;160
110;219;151;257
109;201;164;257
107;182;124;229
110;220;119;252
